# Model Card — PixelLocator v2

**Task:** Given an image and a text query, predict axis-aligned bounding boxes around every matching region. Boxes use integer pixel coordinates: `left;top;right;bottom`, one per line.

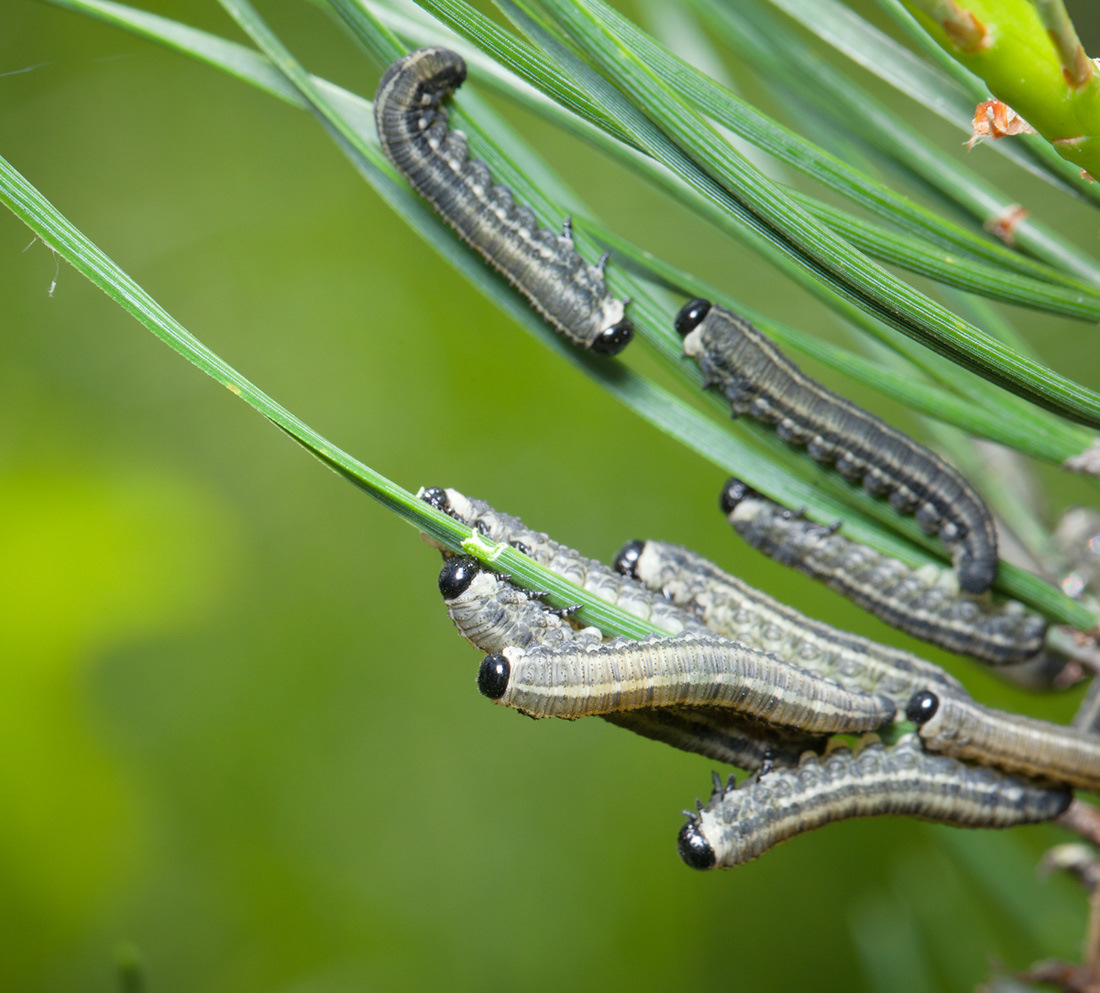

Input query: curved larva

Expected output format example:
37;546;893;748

420;486;710;637
478;632;897;733
720;480;1047;665
438;557;819;771
374;48;634;355
907;690;1100;794
677;733;1072;870
675;300;998;593
439;556;603;654
615;539;963;707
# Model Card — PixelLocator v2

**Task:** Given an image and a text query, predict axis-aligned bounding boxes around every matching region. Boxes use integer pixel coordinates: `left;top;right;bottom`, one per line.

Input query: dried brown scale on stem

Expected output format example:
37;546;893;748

374;48;633;355
720;481;1047;666
438;556;819;771
479;632;897;733
675;300;999;592
614;537;963;707
678;734;1070;870
908;690;1100;793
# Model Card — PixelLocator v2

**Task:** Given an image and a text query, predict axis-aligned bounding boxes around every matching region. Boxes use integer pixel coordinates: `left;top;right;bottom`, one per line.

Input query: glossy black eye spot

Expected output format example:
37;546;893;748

719;477;755;515
613;540;645;578
478;654;510;699
677;821;717;870
592;319;634;356
674;298;712;338
421;487;451;512
438;557;479;599
906;690;940;725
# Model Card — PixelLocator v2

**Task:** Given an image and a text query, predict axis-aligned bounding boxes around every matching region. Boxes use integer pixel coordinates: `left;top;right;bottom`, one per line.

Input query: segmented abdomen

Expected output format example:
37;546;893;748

481;632;897;733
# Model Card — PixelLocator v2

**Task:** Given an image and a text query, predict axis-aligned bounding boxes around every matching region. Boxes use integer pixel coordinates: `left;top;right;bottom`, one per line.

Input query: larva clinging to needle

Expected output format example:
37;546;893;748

375;48;634;355
720;479;1047;665
678;733;1072;870
907;689;1100;794
420;486;711;637
478;632;897;733
675;300;998;593
614;538;964;707
437;556;821;772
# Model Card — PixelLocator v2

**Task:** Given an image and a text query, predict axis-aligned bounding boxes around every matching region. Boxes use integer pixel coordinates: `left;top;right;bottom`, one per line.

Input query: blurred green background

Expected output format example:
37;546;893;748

3;2;1100;990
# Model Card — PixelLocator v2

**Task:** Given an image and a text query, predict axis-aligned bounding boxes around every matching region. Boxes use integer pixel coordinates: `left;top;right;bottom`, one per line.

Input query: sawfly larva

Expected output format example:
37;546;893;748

421;486;710;636
676;300;997;592
614;538;963;707
375;48;633;355
478;632;897;733
721;480;1047;665
907;690;1100;794
438;557;819;771
678;733;1072;869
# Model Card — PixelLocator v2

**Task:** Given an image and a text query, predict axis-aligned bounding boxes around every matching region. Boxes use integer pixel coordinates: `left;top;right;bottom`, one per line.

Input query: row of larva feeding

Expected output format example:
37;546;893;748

612;533;1100;792
719;480;1048;665
374;47;634;355
430;515;1079;866
378;48;1084;864
427;486;1100;796
679;734;1072;870
675;300;999;594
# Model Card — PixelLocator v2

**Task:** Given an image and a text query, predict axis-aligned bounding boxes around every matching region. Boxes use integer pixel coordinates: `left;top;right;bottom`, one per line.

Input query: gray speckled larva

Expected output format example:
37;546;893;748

375;47;633;355
420;486;710;637
678;733;1072;870
720;481;1046;665
477;631;897;733
437;556;819;771
675;299;998;593
907;689;1100;794
614;538;963;707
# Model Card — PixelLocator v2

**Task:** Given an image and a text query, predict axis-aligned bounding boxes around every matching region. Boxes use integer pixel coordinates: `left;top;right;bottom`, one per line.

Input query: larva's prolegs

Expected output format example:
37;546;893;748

375;48;634;355
675;300;998;593
679;734;1072;870
720;481;1047;666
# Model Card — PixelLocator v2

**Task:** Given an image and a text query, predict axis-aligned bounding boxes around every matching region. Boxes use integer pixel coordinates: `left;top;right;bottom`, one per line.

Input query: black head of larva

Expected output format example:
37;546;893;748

906;690;940;725
421;487;451;513
674;298;712;338
592;319;635;356
613;540;645;578
438;557;480;600
478;653;511;700
677;820;717;870
719;477;757;515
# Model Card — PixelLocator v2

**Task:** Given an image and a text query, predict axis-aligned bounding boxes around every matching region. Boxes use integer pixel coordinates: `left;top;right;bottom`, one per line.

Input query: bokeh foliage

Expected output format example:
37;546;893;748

2;1;1100;991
